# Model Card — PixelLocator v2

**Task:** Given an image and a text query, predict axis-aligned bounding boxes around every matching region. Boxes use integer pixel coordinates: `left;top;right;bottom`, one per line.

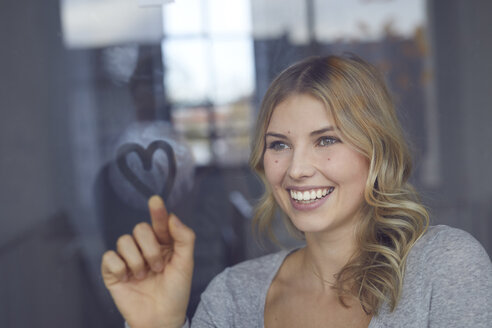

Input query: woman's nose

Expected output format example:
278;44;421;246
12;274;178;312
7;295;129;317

287;148;316;180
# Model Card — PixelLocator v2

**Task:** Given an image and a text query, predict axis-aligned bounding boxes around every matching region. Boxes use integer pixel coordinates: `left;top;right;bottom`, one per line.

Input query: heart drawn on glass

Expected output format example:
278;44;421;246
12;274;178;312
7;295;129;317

116;140;176;201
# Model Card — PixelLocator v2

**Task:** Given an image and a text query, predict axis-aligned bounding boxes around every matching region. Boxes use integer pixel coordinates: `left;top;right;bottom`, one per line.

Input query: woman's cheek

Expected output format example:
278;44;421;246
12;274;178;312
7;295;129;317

264;153;288;184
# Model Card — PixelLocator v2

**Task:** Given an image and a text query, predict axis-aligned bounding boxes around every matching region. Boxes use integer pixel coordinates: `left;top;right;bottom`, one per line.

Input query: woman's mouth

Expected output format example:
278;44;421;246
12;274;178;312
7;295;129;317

289;187;335;204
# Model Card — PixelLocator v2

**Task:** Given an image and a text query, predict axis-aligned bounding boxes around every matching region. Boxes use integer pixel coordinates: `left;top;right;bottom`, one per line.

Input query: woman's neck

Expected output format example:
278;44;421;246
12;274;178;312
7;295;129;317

300;227;358;290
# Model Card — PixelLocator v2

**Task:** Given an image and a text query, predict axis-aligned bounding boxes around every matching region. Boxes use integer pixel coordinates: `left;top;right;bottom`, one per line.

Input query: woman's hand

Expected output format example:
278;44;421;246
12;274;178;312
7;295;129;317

101;195;195;328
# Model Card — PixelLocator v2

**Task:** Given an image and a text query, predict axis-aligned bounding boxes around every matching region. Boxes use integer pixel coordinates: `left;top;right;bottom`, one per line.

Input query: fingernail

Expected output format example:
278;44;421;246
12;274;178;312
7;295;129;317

148;195;163;209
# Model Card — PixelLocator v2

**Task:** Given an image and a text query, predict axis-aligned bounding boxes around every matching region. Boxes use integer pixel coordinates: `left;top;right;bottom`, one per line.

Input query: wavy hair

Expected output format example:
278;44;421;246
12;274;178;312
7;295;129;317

249;55;429;314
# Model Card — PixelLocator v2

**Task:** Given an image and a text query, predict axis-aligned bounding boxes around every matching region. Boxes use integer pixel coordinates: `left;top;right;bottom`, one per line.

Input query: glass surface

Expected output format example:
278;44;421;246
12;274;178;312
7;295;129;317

209;39;255;104
163;39;210;103
313;0;425;42
163;0;204;35
1;1;491;327
208;0;253;35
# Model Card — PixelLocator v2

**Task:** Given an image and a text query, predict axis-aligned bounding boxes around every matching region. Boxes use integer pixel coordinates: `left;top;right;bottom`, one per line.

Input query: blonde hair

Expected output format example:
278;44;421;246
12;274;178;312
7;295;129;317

249;55;429;314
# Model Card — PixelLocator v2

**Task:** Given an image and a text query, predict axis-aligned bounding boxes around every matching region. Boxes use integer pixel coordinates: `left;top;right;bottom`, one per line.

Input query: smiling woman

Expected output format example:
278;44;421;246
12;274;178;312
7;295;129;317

101;55;492;328
250;55;428;316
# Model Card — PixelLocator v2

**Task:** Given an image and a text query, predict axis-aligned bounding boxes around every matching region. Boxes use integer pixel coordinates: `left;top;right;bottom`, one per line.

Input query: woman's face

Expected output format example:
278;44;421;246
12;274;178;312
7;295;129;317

263;93;370;236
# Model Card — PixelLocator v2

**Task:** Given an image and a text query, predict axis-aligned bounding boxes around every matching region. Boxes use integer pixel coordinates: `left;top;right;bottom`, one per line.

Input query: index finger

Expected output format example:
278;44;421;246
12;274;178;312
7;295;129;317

148;195;172;245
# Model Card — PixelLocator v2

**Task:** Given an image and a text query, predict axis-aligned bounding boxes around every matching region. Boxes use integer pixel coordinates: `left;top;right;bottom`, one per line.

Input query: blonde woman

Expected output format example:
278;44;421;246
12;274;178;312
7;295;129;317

101;55;492;328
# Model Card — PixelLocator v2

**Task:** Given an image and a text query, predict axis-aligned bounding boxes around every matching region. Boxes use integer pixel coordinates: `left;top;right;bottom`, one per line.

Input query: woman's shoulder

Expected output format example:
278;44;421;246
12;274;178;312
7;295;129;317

374;225;491;327
191;250;292;326
210;249;291;289
200;249;291;300
414;225;488;255
409;224;491;277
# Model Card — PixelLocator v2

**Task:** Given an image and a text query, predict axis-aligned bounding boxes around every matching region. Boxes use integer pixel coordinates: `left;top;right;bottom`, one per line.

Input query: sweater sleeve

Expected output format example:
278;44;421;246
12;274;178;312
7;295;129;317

425;227;492;328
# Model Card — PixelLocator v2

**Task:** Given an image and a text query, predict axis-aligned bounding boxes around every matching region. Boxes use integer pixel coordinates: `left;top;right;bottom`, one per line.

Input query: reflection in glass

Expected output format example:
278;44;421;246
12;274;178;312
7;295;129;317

209;40;255;105
208;0;252;35
61;0;164;48
162;0;255;166
163;40;210;104
163;0;204;35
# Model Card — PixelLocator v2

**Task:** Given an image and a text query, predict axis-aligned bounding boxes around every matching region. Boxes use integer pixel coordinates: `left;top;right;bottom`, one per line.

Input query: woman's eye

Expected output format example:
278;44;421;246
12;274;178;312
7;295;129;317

267;141;290;151
318;136;339;146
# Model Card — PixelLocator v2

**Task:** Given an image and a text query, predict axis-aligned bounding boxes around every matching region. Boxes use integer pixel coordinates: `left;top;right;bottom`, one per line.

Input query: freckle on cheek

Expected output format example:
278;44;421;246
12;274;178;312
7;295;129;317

275;160;278;163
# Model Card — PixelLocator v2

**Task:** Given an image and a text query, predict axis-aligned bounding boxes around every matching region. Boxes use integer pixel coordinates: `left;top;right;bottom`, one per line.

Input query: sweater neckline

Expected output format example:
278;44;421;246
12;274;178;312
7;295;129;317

257;247;378;328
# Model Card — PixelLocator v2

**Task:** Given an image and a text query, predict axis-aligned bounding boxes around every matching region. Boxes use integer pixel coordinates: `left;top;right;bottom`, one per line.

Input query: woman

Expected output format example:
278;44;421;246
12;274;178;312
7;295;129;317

101;55;492;328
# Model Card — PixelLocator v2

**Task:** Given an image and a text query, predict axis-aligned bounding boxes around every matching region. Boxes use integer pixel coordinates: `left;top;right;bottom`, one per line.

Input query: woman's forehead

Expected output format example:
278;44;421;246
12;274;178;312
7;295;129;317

267;93;336;132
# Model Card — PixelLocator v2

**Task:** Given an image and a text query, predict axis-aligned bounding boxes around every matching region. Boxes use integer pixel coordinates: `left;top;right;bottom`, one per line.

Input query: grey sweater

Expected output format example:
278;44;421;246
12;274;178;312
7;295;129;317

189;225;492;327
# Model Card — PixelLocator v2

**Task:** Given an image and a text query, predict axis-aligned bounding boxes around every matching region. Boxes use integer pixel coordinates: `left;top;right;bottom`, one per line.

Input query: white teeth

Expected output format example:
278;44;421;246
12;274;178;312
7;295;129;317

290;188;334;202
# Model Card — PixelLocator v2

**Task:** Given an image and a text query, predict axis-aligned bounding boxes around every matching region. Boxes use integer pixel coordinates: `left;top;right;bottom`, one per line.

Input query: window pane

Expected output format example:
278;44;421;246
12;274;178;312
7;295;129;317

61;0;164;48
171;105;213;166
313;0;426;42
208;0;252;35
162;39;211;104
163;0;204;35
251;0;309;44
210;39;255;104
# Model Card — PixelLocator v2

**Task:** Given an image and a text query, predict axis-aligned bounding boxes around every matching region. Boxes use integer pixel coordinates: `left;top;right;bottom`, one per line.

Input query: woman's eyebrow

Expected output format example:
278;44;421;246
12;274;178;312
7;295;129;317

310;126;335;136
265;132;288;139
266;126;336;139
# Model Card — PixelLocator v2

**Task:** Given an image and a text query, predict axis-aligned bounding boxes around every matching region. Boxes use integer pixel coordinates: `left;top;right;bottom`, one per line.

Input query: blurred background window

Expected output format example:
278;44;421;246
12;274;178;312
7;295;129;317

162;0;255;165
